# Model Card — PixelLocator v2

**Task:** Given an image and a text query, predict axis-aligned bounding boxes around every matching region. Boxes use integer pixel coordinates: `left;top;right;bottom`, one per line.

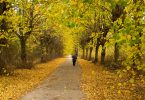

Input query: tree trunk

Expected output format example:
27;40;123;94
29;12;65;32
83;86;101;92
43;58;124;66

94;45;99;63
112;4;124;63
114;43;119;62
86;48;88;59
82;47;85;58
101;45;106;64
20;37;27;66
89;47;93;61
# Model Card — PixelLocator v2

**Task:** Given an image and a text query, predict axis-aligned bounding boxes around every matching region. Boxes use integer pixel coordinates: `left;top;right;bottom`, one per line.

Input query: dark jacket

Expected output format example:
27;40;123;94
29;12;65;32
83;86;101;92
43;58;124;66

72;55;77;61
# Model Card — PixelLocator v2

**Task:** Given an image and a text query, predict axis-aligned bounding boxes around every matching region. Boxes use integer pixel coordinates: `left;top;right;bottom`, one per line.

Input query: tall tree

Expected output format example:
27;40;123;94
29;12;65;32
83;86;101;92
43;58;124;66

112;4;124;62
13;0;46;68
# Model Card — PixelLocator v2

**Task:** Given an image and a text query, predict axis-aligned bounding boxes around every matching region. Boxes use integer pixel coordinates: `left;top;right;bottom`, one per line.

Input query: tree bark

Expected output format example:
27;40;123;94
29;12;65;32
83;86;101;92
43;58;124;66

101;45;106;64
82;47;85;58
89;47;93;61
86;48;88;59
114;43;119;62
20;37;27;66
94;44;99;63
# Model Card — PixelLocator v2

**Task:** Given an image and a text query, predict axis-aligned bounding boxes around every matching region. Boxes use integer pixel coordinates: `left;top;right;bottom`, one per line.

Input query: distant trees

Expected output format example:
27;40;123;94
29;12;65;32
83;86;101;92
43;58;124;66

79;31;90;59
78;0;111;64
40;28;64;62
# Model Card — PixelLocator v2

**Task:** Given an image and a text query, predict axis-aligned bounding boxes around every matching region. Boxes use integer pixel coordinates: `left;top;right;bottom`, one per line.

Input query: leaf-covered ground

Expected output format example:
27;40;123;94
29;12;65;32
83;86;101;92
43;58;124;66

21;58;84;100
0;58;65;100
79;59;145;100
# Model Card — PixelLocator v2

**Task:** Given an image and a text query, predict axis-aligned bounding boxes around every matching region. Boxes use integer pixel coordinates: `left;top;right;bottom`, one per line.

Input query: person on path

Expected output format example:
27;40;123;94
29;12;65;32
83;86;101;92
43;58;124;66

72;54;77;66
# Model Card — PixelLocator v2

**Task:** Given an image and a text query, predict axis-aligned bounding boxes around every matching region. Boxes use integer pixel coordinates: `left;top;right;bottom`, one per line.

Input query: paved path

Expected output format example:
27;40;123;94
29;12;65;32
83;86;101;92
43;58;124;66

21;58;84;100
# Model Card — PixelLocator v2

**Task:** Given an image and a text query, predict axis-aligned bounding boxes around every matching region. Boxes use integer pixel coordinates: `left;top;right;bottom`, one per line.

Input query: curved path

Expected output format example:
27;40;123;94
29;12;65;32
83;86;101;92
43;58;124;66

21;57;84;100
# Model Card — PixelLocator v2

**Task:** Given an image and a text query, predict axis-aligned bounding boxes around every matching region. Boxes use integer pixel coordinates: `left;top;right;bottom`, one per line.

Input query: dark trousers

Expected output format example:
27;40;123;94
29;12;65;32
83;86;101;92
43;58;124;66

72;59;76;66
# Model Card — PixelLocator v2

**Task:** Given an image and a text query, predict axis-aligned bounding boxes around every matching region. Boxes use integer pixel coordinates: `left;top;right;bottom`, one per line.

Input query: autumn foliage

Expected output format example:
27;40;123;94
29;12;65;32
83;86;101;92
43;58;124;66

0;0;145;99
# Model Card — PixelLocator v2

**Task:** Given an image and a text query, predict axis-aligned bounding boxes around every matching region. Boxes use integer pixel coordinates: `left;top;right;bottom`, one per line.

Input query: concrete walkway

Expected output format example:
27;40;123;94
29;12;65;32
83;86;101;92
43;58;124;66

21;57;84;100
